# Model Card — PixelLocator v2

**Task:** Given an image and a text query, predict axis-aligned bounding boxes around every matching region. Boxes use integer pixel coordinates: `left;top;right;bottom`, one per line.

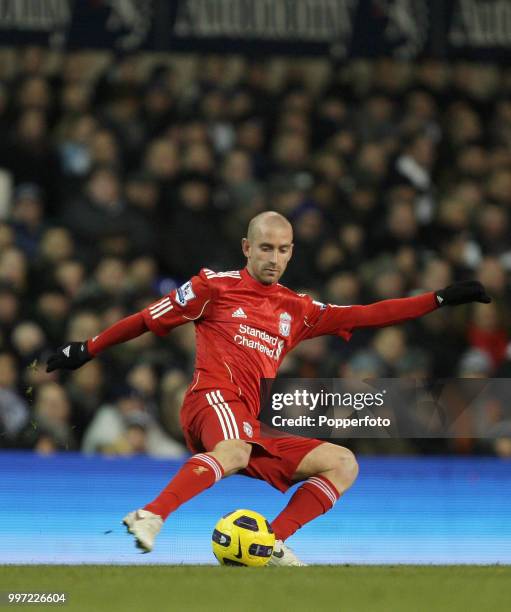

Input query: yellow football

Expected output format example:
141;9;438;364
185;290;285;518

212;509;275;567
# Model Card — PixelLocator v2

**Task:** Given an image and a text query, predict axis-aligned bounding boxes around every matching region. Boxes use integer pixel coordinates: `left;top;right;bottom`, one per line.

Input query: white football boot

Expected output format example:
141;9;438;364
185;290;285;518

122;509;163;552
268;540;307;567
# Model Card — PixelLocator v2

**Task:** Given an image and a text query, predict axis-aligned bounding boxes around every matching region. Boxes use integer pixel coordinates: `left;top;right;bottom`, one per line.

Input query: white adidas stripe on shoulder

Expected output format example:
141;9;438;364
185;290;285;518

204;269;241;279
152;304;173;319
149;297;170;312
149;297;173;320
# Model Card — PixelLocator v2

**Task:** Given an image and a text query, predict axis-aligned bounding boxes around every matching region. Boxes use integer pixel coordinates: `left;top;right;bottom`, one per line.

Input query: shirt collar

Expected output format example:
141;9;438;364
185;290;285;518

241;267;279;293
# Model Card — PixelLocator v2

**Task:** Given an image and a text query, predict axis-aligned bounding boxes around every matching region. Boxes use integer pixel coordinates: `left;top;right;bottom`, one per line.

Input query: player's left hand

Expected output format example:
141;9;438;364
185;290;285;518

435;280;491;307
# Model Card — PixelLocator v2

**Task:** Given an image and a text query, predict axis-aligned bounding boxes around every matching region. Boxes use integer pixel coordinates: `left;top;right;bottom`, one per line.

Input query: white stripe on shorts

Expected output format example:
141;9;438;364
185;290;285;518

206;390;240;440
214;391;239;438
206;392;229;440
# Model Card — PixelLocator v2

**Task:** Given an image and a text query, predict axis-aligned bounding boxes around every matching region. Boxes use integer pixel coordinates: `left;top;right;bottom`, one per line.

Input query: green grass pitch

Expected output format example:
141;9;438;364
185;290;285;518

0;565;510;611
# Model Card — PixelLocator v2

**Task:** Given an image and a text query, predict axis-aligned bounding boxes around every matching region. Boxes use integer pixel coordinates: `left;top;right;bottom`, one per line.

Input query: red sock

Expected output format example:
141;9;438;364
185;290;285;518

144;453;224;520
271;476;340;541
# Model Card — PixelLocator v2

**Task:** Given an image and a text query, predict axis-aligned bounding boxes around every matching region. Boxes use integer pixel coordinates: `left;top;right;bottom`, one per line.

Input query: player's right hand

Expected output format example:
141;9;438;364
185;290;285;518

46;341;92;372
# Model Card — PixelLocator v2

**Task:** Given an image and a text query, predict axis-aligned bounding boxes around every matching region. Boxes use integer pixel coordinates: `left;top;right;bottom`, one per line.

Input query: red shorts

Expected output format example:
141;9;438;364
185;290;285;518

180;388;323;492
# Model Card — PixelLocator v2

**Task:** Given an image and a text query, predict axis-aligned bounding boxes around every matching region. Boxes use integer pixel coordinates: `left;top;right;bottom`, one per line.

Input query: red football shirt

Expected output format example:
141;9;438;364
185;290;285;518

141;267;438;416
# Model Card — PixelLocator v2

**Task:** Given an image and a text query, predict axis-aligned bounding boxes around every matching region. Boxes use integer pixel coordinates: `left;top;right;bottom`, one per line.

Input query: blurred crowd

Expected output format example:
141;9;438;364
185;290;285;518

0;47;510;457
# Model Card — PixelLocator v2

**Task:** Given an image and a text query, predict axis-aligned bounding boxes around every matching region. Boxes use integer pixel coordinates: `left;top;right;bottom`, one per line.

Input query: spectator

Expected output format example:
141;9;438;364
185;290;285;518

10;183;46;259
61;166;153;262
0;351;29;446
18;382;77;453
81;385;185;458
393;131;437;223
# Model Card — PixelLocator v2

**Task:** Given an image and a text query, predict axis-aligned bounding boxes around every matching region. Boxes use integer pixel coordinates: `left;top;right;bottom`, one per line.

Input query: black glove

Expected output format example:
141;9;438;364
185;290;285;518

46;341;92;372
435;280;491;307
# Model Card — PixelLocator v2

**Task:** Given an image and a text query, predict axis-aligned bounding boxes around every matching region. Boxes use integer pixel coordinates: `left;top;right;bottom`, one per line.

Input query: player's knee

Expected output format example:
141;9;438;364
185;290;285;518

212;439;252;474
335;447;358;486
228;444;251;471
324;445;358;487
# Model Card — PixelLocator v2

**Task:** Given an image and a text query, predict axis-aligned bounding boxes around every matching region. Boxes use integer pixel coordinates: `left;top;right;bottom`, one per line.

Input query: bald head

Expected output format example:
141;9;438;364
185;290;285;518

242;211;293;285
247;211;293;243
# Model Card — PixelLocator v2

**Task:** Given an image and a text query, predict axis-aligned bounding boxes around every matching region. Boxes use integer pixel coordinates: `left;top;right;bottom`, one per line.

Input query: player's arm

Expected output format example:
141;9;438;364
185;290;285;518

303;280;491;341
46;270;214;372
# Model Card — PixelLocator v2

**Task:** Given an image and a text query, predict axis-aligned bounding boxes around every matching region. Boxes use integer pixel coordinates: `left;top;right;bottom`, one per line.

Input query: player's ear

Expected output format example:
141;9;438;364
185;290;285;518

241;237;250;257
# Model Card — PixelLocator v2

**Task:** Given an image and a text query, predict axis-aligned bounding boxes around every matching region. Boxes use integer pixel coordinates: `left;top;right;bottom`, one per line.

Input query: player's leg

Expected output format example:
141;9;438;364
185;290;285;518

271;442;358;544
208;438;253;475
143;438;252;518
237;434;356;565
124;439;252;552
291;442;359;494
124;389;253;551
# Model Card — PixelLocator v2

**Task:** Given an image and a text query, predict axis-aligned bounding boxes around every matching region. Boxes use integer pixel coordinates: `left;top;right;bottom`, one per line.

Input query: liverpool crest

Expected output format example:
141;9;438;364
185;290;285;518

279;312;292;337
